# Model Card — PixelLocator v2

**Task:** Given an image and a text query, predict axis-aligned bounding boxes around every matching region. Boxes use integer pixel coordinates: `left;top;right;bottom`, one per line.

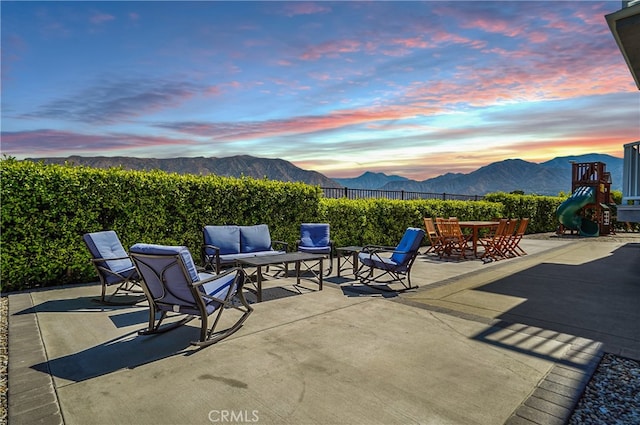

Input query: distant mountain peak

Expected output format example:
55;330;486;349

332;171;408;189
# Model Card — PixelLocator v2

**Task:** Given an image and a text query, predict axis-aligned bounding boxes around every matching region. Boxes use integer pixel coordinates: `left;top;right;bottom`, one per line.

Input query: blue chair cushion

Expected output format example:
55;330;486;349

200;271;236;314
83;230;133;273
300;223;330;248
203;225;241;255
240;224;272;253
390;228;425;265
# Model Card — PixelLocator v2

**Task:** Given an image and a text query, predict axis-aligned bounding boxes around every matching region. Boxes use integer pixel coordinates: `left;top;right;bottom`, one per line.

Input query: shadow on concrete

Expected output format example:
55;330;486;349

31;327;196;382
244;286;306;304
12;295;143;315
339;283;403;298
471;242;640;358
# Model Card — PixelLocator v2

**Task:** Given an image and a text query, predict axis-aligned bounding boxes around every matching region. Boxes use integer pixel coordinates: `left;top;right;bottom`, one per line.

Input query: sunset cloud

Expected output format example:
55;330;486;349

2;1;637;182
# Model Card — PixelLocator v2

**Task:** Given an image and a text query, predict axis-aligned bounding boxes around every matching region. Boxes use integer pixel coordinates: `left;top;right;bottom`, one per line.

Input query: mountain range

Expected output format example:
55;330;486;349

336;154;623;195
26;153;623;196
27;155;342;188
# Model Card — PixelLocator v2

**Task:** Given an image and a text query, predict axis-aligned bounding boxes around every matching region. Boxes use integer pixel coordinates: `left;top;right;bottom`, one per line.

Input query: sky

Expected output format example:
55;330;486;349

2;1;639;180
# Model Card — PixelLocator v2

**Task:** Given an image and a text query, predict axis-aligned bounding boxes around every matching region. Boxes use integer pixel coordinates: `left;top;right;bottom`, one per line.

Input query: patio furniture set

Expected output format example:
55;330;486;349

82;223;425;348
424;217;530;261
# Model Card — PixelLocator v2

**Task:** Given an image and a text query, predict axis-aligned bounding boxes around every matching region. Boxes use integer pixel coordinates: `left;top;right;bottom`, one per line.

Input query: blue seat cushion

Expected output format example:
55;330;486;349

199;271;236;314
298;246;331;255
240;224;272;253
218;250;286;264
358;253;404;271
104;266;138;285
203;225;241;255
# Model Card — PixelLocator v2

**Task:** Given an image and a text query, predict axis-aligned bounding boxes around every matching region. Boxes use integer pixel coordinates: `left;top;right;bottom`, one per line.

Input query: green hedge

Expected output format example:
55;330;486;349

483;192;565;233
1;159;567;292
0;159;322;291
322;198;505;247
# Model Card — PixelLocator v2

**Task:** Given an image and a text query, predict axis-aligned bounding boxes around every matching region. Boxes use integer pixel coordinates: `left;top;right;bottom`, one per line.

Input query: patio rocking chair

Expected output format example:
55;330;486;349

296;223;334;275
355;227;425;291
129;243;253;347
82;230;143;305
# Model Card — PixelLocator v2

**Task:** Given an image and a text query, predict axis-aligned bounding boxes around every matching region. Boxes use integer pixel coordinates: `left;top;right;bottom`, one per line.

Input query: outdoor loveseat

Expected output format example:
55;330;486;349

202;224;288;273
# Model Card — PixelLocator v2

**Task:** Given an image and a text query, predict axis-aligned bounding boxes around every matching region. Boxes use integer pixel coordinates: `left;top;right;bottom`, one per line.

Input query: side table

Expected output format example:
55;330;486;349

335;246;362;277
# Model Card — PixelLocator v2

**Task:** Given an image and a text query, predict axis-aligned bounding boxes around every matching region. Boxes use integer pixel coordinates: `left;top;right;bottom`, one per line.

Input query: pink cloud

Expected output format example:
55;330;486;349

160;104;443;142
1;130;196;157
392;37;431;49
300;39;361;60
281;2;331;17
90;13;115;25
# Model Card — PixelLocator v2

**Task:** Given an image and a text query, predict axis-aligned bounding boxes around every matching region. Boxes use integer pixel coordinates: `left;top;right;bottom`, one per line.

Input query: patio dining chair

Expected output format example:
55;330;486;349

83;230;143;305
435;218;471;259
478;218;518;261
355;227;425;290
296;223;334;275
505;218;530;257
129;243;253;347
423;217;445;256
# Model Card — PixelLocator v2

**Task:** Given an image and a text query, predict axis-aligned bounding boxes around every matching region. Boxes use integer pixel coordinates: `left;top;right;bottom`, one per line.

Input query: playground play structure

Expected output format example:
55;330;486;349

556;161;615;237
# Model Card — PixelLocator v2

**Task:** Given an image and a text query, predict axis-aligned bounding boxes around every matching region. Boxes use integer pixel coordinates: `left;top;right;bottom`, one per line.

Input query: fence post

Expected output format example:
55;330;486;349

442;192;446;201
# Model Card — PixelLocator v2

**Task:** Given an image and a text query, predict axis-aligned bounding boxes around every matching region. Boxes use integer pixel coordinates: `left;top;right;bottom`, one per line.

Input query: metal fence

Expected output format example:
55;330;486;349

321;187;484;201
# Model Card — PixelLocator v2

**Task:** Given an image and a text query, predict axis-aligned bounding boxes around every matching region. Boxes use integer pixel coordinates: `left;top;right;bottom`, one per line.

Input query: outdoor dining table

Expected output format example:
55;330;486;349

457;221;500;257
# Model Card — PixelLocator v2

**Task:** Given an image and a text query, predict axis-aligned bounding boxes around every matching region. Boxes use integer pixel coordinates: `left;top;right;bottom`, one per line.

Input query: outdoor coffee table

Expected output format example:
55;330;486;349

238;252;325;302
335;246;362;277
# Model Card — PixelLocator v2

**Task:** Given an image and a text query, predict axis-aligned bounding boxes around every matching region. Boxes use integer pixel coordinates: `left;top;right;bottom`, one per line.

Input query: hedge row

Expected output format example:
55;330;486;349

0;159;322;291
321;197;505;247
1;159;566;292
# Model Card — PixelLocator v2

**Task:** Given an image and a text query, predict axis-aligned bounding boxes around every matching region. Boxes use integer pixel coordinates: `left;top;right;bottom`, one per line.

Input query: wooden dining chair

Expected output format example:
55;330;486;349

478;219;509;261
423;217;445;256
505;218;530;256
436;218;470;259
500;219;518;258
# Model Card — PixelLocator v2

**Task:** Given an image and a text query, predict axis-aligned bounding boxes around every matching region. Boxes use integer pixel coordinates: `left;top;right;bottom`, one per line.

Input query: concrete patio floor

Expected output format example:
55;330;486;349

7;233;640;425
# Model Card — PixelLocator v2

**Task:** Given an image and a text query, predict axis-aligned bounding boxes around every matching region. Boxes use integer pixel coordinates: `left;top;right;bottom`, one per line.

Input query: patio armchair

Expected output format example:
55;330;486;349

129;243;253;347
82;230;143;305
296;223;334;275
355;227;425;290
